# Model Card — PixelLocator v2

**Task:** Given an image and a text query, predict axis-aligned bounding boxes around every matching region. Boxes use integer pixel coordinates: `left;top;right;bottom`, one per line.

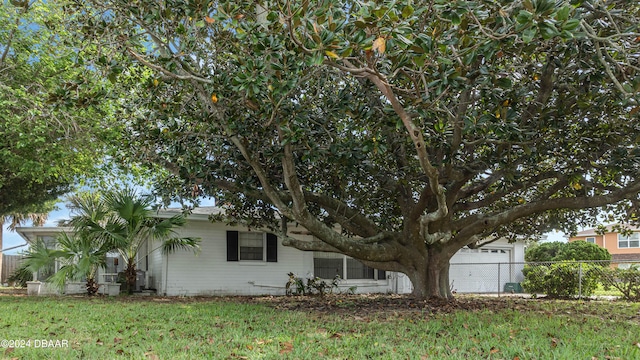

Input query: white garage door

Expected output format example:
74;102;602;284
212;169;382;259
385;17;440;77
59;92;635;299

449;248;512;293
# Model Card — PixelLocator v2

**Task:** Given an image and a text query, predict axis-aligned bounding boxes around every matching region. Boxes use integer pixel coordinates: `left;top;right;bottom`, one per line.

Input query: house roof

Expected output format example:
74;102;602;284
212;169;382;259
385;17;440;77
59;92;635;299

15;207;224;243
157;206;224;220
15;226;73;244
575;224;640;236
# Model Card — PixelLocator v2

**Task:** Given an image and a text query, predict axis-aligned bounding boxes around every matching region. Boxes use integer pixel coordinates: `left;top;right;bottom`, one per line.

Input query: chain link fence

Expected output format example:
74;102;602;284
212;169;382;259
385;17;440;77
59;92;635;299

450;259;640;300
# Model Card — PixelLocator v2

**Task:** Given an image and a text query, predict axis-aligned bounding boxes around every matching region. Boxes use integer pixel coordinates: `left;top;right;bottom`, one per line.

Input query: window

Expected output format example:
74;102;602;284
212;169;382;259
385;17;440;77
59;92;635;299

103;252;124;283
227;231;277;262
314;252;386;280
239;232;264;260
480;249;507;253
618;233;640;249
586;237;596;244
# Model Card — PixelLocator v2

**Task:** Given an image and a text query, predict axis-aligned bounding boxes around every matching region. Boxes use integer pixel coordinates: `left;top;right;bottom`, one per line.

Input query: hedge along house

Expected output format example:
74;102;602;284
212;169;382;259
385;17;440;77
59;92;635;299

17;207;526;296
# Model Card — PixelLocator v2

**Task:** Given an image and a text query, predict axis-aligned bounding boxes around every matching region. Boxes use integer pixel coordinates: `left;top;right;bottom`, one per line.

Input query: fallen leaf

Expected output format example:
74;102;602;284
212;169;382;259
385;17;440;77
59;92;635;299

279;341;294;354
4;348;15;356
490;347;499;354
96;339;104;346
116;349;124;355
330;332;343;339
551;338;558;348
205;16;215;24
144;353;159;360
114;337;122;344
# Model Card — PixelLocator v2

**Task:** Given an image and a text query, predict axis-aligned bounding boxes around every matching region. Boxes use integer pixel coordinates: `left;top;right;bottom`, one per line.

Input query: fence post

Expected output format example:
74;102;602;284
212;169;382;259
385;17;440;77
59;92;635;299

498;262;501;297
578;262;583;299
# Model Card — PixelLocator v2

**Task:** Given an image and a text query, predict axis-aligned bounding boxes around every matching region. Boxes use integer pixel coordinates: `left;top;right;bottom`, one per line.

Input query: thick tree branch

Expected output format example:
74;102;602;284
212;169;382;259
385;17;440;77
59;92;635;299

454;180;640;246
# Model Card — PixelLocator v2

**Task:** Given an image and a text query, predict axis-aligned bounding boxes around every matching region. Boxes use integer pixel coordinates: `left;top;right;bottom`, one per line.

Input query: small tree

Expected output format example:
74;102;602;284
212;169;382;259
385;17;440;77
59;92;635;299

67;189;200;294
601;265;640;302
23;232;111;296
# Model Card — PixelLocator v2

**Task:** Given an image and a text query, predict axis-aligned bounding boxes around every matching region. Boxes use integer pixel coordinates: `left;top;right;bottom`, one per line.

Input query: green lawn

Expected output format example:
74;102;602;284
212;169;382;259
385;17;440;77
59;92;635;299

0;293;638;359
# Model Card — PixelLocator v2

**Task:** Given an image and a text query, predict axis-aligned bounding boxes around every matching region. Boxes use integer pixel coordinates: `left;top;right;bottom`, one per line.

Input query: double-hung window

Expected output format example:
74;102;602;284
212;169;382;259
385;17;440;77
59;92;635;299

618;233;640;249
226;231;278;262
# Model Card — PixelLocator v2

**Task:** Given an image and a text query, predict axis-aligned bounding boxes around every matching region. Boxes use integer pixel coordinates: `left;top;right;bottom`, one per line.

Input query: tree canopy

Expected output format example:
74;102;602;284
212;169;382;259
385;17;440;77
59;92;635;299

75;0;640;298
0;1;118;215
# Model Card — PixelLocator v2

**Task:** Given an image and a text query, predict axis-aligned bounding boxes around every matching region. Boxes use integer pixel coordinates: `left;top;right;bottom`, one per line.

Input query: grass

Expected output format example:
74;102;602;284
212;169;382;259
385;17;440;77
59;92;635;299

593;283;624;297
0;293;638;359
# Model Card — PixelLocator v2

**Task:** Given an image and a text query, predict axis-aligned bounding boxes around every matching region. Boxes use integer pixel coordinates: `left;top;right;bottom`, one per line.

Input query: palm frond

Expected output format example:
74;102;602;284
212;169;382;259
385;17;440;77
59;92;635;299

162;237;201;255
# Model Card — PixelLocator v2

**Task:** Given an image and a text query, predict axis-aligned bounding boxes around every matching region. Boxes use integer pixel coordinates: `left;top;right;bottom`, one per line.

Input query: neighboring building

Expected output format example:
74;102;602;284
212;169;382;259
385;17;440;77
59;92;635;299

17;207;526;296
569;225;640;262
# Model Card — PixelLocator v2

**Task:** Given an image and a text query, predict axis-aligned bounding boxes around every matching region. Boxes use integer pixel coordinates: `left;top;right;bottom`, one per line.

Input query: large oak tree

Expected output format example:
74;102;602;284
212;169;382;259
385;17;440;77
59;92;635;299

78;0;640;298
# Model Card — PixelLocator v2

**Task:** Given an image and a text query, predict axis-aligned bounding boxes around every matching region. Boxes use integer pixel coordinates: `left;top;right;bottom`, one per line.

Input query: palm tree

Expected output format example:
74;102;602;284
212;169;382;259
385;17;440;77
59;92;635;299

23;232;110;296
69;188;200;294
0;212;48;283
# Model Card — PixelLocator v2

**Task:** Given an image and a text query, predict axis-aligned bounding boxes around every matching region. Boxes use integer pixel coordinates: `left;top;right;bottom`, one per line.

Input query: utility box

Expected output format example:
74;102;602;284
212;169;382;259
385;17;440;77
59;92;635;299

503;282;523;293
135;270;146;292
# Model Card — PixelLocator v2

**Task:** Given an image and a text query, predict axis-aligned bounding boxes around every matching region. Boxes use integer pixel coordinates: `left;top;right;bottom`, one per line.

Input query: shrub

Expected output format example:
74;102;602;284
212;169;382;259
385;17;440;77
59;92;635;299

6;264;33;287
600;265;640;301
525;241;611;262
557;241;611;262
285;272;340;296
522;262;601;298
525;242;564;262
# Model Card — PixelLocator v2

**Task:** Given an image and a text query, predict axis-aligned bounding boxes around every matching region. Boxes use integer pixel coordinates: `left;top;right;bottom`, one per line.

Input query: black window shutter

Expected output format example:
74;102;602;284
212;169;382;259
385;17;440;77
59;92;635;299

266;233;278;262
227;231;239;261
377;270;386;280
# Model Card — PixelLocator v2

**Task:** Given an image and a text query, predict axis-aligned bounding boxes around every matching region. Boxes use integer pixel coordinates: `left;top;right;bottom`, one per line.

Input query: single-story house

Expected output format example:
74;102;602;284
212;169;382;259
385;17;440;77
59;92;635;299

17;207;525;295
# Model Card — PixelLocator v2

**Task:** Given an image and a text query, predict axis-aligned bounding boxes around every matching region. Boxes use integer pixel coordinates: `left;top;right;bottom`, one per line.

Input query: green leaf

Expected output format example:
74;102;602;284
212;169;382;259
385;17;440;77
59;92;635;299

556;6;571;21
538;21;559;39
522;28;537;43
401;5;414;19
495;77;512;89
562;19;580;31
516;10;533;24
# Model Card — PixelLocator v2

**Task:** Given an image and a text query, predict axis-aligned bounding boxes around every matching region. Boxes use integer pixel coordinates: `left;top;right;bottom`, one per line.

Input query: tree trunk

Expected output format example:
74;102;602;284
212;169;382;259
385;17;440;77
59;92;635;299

408;252;454;300
85;277;99;296
125;263;137;294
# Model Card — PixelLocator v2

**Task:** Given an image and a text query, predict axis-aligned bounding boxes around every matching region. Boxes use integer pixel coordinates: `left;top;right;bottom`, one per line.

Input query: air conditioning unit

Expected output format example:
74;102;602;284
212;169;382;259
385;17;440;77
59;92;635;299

135;270;146;292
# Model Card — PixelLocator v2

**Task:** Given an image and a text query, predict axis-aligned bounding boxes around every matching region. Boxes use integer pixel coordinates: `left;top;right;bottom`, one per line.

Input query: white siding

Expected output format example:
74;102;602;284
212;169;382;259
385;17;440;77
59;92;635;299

147;239;165;293
162;221;315;296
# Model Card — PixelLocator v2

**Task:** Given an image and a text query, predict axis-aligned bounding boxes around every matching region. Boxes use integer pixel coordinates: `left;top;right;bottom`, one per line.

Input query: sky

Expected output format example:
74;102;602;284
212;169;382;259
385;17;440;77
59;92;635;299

3;200;569;254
